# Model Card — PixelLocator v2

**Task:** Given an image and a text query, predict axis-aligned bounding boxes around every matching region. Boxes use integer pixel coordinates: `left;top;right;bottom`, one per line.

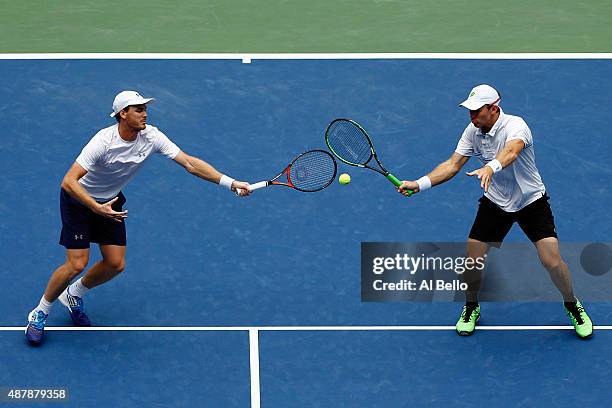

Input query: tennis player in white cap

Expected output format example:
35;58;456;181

398;84;593;339
25;90;251;346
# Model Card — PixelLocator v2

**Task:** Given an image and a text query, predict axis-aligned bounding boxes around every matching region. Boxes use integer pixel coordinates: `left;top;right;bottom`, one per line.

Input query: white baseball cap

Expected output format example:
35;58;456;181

459;84;500;110
110;90;155;117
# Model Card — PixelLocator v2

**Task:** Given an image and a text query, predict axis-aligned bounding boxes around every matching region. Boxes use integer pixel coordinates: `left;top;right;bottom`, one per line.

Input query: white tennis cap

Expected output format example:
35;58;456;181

110;90;155;117
459;84;500;110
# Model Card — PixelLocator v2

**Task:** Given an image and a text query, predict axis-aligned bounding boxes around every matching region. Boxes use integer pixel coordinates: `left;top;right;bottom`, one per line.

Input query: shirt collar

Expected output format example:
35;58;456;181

477;107;505;138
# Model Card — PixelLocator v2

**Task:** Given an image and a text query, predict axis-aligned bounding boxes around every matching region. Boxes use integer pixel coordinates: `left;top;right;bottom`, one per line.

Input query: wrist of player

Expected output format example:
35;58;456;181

219;174;235;190
485;159;502;174
415;175;432;192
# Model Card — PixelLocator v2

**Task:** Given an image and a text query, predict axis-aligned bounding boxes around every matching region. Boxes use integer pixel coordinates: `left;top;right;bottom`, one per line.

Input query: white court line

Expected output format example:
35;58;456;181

0;53;612;60
249;329;261;408
3;325;612;331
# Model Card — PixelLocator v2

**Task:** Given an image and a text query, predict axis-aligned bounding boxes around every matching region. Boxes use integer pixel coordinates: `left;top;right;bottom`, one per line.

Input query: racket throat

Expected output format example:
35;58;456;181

386;173;402;187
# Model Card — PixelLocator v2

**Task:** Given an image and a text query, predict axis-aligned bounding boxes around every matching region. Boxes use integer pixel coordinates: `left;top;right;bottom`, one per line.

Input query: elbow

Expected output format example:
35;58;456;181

61;177;72;191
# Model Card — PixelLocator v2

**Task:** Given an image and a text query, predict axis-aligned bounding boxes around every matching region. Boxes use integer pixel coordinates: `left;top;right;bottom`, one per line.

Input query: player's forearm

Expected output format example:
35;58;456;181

495;146;519;168
60;178;99;210
428;160;461;186
184;156;223;183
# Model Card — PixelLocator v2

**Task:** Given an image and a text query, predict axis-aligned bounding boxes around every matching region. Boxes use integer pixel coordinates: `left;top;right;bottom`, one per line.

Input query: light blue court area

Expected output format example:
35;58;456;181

1;57;611;406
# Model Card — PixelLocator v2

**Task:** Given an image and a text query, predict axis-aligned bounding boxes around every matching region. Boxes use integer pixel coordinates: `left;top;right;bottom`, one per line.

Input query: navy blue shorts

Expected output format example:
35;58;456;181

59;189;127;249
468;192;558;246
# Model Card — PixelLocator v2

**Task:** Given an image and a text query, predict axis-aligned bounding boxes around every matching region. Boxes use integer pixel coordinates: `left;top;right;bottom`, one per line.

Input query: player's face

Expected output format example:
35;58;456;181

469;104;494;128
122;105;148;130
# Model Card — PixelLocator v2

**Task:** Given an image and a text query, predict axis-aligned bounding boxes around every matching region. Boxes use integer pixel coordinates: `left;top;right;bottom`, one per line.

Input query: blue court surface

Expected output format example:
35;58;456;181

1;58;611;406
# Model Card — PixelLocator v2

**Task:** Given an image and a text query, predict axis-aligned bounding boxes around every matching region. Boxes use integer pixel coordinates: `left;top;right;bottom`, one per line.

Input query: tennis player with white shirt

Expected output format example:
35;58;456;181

25;91;250;346
398;84;593;338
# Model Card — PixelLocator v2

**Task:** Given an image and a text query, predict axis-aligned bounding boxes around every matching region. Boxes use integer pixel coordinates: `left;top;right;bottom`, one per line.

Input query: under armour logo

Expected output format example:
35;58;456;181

74;234;84;240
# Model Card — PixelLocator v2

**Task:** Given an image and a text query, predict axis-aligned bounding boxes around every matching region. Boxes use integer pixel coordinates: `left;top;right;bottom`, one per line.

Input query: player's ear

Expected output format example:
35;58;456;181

119;108;128;120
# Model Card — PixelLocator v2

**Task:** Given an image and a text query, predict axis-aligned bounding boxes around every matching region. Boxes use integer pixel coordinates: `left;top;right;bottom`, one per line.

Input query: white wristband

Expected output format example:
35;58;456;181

416;175;432;192
219;174;235;190
486;159;503;173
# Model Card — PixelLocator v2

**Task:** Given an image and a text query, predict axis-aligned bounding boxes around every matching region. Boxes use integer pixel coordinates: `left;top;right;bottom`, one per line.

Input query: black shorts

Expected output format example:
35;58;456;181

468;193;557;246
59;189;127;249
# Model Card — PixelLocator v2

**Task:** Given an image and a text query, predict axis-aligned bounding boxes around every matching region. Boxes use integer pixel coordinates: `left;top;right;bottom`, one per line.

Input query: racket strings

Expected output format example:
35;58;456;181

326;120;372;165
288;150;337;192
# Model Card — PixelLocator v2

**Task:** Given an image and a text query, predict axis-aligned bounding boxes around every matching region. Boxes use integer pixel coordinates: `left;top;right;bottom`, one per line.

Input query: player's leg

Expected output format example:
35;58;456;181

463;239;490;303
518;193;593;338
25;249;89;345
45;249;90;300
534;237;575;301
81;245;126;289
57;246;126;328
456;196;513;336
57;192;127;326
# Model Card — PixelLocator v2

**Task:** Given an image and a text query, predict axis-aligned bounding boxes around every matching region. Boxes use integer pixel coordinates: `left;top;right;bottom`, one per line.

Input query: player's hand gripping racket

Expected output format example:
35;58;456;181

248;149;337;192
325;118;413;196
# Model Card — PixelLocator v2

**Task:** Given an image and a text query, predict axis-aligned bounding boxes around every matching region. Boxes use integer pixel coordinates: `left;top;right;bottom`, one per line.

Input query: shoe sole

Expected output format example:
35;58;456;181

456;314;480;336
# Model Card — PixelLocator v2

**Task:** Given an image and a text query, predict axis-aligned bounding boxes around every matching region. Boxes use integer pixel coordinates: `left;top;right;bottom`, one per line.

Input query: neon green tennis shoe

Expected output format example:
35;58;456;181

564;300;593;339
456;304;480;336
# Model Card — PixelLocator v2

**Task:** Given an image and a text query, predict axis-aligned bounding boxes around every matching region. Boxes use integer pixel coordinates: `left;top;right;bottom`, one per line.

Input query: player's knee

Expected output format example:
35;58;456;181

105;258;125;274
542;257;563;272
66;258;88;276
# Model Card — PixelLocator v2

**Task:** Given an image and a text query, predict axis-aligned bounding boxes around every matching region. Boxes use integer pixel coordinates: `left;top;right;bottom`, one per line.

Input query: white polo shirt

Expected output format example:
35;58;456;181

76;124;180;200
455;108;546;212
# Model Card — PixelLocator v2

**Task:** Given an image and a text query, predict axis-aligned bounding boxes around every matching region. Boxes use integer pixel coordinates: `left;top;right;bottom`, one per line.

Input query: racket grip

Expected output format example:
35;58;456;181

387;174;413;197
248;181;269;191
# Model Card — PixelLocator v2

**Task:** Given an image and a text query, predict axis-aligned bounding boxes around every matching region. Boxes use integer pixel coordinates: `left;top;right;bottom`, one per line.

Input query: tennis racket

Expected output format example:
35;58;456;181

325;118;413;196
248;149;337;192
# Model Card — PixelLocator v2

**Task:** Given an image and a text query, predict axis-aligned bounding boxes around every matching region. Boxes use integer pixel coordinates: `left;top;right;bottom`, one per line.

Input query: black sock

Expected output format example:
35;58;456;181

466;301;479;308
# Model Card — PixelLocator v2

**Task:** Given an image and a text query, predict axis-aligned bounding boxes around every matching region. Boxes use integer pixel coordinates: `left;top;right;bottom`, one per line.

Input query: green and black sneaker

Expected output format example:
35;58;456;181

564;299;593;339
456;304;480;336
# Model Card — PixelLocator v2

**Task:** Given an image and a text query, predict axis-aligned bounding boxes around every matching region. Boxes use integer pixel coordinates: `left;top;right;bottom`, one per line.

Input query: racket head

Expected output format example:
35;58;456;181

270;149;337;192
325;118;375;167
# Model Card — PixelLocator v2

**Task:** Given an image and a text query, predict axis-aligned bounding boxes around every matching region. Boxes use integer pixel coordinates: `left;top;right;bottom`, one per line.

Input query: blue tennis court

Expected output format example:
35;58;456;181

1;57;611;406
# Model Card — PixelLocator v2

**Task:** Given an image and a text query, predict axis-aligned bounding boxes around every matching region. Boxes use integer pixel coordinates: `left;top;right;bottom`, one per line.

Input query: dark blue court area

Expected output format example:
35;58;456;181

1;58;611;406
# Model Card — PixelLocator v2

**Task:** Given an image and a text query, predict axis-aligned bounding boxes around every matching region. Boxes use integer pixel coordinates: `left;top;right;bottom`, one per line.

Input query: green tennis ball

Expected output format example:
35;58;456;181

339;173;351;185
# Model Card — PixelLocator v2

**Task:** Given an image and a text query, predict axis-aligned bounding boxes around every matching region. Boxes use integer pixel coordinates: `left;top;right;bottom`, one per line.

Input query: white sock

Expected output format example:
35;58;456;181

36;295;53;315
68;277;90;298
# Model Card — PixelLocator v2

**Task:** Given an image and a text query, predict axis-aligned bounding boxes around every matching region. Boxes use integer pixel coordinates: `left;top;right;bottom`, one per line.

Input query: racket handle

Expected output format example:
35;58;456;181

248;181;269;191
387;174;413;197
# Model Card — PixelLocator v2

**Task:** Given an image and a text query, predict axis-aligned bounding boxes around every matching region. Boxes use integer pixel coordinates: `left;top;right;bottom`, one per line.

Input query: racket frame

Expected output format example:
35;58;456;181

249;149;337;192
325;118;410;193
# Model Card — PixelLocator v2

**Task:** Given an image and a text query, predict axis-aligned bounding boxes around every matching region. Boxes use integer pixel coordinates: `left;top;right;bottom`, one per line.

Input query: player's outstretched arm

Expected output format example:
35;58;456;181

173;151;251;196
398;152;470;195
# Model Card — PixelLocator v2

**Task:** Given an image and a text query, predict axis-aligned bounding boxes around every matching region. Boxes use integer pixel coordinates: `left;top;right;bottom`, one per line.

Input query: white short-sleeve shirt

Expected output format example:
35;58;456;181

76;124;180;200
455;108;546;212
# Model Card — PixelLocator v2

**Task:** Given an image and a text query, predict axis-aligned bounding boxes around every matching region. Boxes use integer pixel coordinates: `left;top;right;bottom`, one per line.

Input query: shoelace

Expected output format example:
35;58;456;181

462;306;477;323
67;294;84;311
567;305;585;325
